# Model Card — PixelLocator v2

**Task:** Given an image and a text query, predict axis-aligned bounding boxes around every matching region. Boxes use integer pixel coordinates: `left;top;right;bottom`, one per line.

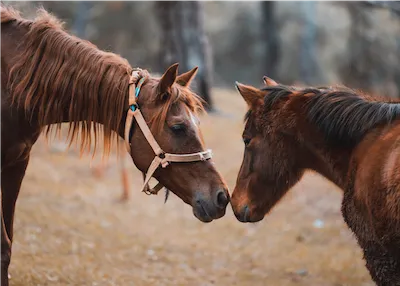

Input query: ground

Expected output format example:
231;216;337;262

9;89;374;286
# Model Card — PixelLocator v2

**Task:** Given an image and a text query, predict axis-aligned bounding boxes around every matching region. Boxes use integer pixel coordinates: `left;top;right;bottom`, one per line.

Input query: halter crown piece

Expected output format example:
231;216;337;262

124;69;213;195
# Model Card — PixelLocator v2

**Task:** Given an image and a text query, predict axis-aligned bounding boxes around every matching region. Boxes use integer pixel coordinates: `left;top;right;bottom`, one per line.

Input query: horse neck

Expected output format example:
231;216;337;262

297;126;353;190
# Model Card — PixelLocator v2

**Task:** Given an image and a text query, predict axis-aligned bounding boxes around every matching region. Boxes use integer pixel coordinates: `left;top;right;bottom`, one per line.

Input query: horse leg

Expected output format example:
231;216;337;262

119;140;130;201
342;191;400;286
342;192;400;286
361;242;400;286
0;192;11;286
1;157;30;285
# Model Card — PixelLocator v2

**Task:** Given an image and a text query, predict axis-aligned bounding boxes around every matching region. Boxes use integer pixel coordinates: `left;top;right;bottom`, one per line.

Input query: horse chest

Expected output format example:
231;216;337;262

2;143;32;169
1;103;41;166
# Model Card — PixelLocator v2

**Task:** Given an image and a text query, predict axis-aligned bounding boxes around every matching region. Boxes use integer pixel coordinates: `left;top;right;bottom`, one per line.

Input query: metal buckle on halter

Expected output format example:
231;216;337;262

158;152;170;168
143;187;154;196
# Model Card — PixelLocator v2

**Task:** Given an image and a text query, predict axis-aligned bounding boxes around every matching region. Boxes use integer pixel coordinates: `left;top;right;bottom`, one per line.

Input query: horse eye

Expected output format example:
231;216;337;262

170;124;186;133
243;137;251;146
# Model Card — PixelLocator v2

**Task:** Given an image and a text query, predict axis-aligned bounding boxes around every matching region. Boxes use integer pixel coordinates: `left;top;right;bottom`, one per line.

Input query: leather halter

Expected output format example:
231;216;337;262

124;70;213;195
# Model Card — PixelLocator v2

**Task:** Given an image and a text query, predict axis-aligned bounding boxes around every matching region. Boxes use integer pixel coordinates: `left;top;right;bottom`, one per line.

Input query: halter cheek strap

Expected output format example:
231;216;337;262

124;70;213;195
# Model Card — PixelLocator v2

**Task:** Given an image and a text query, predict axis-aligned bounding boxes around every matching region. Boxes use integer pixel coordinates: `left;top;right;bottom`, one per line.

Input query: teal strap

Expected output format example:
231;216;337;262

135;77;146;97
130;77;146;112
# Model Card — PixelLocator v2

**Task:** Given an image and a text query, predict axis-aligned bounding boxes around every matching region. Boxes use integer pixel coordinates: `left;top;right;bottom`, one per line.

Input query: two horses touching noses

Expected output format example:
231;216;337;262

1;5;400;286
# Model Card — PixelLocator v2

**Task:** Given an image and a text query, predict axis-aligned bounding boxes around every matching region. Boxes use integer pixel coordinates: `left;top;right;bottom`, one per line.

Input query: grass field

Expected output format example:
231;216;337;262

9;88;373;286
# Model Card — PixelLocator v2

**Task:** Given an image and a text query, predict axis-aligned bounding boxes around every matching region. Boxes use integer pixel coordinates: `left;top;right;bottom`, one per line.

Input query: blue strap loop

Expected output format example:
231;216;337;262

130;104;138;112
129;76;146;112
135;77;146;97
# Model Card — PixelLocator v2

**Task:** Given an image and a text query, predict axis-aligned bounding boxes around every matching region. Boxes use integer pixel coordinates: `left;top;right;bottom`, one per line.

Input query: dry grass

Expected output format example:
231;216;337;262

10;88;373;286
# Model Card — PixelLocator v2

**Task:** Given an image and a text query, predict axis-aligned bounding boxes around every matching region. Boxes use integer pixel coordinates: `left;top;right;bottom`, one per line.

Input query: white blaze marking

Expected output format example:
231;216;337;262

189;111;198;129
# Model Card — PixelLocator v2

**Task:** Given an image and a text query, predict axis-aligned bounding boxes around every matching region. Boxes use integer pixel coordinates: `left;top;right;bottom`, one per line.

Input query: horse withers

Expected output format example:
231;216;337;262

231;77;400;286
1;6;229;285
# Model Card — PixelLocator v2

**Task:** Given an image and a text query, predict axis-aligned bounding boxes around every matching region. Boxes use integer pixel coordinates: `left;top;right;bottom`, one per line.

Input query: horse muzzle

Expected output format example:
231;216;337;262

192;189;230;223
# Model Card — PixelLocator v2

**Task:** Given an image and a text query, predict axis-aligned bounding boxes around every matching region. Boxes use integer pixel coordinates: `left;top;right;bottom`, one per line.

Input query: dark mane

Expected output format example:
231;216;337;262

244;110;252;122
307;89;400;145
262;85;296;110
244;84;296;122
261;85;400;146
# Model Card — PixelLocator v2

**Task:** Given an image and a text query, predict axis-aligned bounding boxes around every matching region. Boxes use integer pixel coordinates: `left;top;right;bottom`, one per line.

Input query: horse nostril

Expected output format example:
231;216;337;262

242;205;249;222
215;189;229;209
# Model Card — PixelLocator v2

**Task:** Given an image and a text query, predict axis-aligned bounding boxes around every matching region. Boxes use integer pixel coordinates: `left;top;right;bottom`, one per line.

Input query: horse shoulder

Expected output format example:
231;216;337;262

1;87;41;169
351;124;400;222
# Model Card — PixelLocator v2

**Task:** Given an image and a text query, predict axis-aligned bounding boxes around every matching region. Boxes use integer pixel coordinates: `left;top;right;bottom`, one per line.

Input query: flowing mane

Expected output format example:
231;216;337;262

4;6;131;157
3;5;204;157
1;4;28;25
262;85;400;146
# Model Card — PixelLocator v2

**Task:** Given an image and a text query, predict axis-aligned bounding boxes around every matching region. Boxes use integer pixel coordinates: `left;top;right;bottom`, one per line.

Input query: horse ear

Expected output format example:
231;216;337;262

158;63;179;95
263;76;278;86
235;82;264;108
176;67;198;87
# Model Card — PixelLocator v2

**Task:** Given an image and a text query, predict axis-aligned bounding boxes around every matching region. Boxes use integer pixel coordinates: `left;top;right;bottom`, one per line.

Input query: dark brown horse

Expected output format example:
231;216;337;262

1;6;229;285
231;77;400;286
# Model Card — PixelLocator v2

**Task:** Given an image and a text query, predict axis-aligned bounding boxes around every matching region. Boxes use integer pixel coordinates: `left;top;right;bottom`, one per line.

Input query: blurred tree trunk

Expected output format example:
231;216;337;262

71;1;92;38
40;1;76;27
155;2;181;71
260;2;280;81
92;2;133;56
155;1;214;110
299;1;320;85
394;13;400;98
365;0;400;98
341;3;376;91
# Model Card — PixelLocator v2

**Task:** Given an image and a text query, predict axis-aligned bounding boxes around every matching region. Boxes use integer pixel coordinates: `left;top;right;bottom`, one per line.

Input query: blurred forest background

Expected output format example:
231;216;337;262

3;2;400;285
6;1;400;110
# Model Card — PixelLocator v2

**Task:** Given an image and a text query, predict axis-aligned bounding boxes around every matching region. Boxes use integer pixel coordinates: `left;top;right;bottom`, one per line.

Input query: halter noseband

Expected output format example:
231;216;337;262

124;69;213;195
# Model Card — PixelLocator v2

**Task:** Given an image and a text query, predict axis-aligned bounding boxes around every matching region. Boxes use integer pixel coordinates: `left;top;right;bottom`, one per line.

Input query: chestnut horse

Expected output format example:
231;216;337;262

1;6;229;285
231;77;400;286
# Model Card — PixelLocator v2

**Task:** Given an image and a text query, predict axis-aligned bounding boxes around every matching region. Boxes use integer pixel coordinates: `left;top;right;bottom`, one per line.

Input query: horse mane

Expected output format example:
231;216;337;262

5;6;204;158
262;85;400;146
1;4;26;24
5;6;132;158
